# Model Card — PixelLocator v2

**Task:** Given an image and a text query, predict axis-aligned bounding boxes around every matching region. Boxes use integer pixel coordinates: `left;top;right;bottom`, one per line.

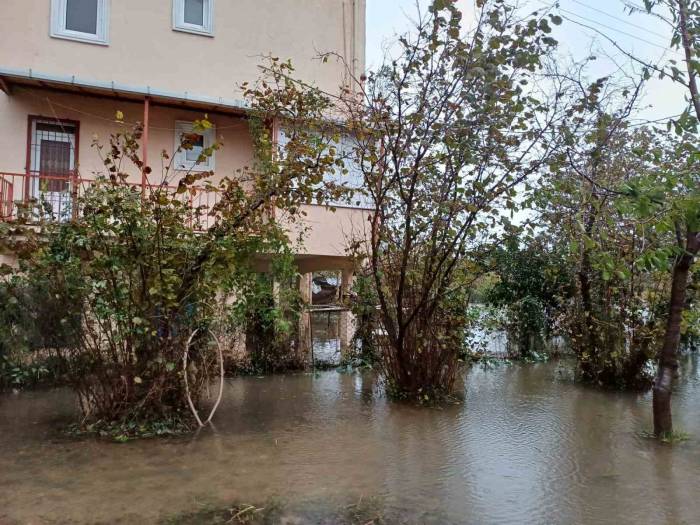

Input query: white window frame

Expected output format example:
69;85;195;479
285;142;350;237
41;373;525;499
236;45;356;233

172;0;215;36
50;0;110;46
277;128;370;209
174;121;216;172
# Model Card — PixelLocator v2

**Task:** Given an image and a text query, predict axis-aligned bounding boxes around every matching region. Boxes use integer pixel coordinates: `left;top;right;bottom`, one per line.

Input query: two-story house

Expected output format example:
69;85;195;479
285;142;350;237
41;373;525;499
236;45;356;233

0;0;368;355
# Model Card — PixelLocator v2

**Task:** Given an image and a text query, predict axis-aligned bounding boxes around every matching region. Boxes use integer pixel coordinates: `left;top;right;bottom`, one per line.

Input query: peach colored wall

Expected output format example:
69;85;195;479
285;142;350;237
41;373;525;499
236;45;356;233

288;204;370;258
0;0;366;101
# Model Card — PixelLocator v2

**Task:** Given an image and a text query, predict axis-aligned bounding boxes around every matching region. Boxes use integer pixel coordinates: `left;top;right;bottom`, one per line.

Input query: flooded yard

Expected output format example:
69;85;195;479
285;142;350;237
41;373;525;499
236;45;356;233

1;357;700;524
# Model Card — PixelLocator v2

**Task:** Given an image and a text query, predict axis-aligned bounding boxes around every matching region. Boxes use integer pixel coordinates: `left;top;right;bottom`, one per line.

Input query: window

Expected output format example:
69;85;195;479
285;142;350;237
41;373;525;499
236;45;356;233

174;121;216;172
50;0;110;45
335;135;371;208
173;0;214;36
277;129;370;209
28;117;79;222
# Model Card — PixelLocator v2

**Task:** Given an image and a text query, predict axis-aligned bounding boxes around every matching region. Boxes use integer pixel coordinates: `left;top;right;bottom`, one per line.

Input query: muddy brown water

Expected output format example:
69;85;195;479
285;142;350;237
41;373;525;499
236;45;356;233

1;357;700;524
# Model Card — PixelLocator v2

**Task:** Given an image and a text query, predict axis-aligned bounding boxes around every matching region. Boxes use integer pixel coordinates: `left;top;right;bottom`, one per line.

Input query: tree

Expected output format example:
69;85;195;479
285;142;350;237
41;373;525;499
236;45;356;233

623;129;699;433
614;0;700;435
530;65;676;389
336;0;568;401
647;0;700;437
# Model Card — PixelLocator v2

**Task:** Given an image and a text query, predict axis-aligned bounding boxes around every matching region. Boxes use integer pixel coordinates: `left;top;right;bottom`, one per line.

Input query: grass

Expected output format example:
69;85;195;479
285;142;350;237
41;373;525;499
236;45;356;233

342;495;385;524
65;414;194;443
638;429;691;444
162;500;282;525
162;496;386;525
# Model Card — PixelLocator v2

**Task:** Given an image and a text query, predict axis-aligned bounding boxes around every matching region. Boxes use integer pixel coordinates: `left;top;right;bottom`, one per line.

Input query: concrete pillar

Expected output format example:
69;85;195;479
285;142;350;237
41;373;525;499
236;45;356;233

272;279;281;307
340;268;355;304
300;272;312;304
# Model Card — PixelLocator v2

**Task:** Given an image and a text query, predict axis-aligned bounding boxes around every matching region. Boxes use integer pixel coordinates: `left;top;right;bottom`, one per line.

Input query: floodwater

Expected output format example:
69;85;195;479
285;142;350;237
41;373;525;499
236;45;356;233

2;357;700;524
310;310;344;365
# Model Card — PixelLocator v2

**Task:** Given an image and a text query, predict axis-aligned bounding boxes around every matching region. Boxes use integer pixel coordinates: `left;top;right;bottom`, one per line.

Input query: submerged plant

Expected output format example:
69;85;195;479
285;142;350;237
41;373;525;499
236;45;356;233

639;429;691;445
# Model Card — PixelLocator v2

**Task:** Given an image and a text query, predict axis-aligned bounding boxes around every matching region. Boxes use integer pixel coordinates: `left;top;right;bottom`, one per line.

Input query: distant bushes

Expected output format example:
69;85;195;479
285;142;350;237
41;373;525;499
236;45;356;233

484;236;572;359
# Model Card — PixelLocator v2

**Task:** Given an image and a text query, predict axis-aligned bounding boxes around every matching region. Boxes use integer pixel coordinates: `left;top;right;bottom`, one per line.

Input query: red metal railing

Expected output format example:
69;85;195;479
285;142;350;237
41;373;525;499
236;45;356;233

0;171;220;231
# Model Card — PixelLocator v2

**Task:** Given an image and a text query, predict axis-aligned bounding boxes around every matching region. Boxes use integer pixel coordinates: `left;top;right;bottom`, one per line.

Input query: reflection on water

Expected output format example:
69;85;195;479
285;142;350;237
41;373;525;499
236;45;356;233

1;357;700;524
311;310;342;365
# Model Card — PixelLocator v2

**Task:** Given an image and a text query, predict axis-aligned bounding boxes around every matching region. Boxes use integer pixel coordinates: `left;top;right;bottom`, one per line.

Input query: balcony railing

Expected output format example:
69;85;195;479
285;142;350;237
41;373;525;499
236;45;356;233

0;171;220;231
0;173;13;220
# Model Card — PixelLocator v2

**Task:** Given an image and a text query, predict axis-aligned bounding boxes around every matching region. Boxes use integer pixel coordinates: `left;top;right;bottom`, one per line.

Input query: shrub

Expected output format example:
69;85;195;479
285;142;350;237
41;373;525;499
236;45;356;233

485;235;572;358
0;82;345;430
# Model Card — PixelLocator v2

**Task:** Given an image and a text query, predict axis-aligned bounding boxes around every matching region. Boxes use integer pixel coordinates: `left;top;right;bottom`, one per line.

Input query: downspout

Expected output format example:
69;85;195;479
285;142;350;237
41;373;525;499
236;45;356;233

342;1;349;89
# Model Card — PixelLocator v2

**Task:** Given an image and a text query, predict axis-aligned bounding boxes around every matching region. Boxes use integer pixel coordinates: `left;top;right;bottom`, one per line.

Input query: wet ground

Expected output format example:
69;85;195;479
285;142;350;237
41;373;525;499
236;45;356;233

1;356;699;524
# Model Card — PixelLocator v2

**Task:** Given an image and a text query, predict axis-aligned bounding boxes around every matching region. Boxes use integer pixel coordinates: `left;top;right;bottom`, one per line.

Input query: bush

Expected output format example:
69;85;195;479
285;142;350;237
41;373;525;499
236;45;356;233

338;0;561;403
18;176;221;424
0;110;342;430
232;257;305;374
485;235;572;358
378;262;471;403
0;274;75;389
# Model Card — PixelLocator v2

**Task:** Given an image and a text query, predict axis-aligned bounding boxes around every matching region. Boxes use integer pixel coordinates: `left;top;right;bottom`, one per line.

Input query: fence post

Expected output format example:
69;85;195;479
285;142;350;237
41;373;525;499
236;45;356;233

188;191;194;229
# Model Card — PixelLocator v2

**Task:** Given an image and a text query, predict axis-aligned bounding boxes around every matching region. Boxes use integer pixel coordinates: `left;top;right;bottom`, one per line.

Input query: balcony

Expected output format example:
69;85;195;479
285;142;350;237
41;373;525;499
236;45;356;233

1;169;371;263
0;171;220;231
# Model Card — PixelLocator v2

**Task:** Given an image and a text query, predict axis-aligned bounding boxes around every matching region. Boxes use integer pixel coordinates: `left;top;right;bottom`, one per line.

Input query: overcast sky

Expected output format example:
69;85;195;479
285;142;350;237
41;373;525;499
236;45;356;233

366;0;686;123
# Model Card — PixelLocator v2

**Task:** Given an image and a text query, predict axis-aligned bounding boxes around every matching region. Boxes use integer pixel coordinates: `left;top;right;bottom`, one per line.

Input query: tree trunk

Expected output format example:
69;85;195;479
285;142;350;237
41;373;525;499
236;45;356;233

649;0;700;437
653;231;699;436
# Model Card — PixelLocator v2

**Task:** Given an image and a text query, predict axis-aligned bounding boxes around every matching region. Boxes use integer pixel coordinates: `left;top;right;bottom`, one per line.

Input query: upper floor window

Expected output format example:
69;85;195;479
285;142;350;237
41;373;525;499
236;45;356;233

173;0;214;36
50;0;110;45
277;129;370;209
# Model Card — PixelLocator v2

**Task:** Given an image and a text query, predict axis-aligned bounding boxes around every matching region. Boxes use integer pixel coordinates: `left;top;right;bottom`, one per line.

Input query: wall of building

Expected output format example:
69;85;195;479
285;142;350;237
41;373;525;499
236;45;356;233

0;0;366;101
291;204;369;258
